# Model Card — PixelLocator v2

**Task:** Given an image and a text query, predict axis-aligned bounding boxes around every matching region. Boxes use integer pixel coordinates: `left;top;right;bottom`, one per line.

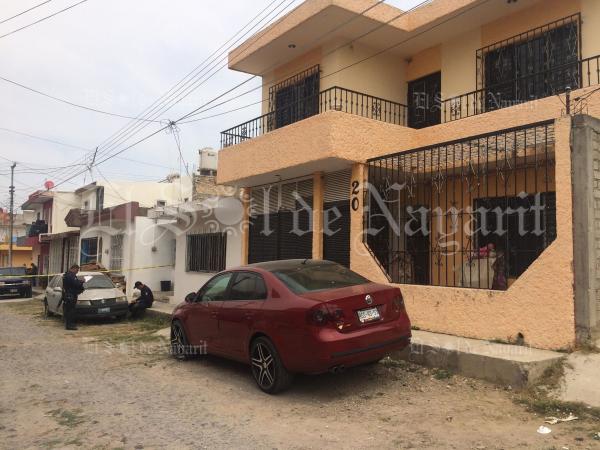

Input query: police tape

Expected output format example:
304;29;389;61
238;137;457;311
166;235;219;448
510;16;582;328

0;264;174;279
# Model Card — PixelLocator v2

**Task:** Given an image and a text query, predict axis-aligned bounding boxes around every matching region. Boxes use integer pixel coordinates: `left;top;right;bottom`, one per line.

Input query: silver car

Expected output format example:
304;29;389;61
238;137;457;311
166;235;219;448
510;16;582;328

44;271;129;319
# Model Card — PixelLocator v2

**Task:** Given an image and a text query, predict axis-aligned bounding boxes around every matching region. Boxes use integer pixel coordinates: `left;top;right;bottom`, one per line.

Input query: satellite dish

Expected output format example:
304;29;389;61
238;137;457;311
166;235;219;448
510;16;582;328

44;180;55;190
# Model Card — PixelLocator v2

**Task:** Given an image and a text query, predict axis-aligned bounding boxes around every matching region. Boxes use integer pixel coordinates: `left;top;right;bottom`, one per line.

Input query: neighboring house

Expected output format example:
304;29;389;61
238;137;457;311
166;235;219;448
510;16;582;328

0;210;35;267
149;147;242;302
216;0;600;349
0;243;33;268
150;196;243;303
65;177;193;297
21;190;79;284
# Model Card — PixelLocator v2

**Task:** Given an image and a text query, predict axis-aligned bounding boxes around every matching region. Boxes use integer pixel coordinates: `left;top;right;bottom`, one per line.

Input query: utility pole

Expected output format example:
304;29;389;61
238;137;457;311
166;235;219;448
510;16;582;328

8;162;16;267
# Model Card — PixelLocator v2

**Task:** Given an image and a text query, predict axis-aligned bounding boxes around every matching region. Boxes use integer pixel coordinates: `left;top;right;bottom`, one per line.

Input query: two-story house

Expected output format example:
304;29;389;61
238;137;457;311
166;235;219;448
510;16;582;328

216;0;600;350
21;190;80;283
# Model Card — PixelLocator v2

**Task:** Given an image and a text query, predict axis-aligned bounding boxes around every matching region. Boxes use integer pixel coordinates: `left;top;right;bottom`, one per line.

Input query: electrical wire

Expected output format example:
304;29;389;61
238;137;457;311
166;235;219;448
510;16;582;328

0;0;53;25
0;126;179;170
44;0;297;185
0;76;163;122
56;0;385;181
0;0;91;40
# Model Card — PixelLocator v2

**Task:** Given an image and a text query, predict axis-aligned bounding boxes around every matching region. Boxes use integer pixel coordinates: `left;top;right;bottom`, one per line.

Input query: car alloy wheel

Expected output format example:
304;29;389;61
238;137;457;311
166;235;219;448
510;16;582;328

170;321;190;360
251;342;275;390
250;337;293;394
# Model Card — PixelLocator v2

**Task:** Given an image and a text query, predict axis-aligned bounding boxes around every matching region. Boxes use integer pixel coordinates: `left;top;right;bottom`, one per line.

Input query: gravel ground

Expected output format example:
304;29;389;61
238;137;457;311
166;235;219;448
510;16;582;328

0;300;599;450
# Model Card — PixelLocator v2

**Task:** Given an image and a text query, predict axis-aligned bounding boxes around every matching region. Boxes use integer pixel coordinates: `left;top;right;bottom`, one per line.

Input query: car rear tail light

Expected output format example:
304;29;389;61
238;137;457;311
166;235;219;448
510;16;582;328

392;292;405;312
307;304;346;328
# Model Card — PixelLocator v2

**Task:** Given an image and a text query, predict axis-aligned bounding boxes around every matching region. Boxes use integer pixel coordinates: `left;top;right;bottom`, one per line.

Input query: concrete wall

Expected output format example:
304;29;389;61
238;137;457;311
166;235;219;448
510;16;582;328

571;114;600;340
79;217;176;298
80;179;193;211
173;210;243;302
51;193;79;235
349;117;576;351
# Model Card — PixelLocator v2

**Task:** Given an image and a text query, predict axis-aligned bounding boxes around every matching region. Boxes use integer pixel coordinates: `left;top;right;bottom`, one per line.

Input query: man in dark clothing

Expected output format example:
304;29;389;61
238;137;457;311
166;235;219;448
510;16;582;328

29;263;38;287
62;264;85;330
129;281;154;318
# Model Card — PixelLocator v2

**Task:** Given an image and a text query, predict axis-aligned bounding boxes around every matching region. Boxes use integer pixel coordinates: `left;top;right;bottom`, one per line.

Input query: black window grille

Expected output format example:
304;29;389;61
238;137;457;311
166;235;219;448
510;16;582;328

186;232;227;272
365;121;556;290
478;14;581;108
268;65;320;130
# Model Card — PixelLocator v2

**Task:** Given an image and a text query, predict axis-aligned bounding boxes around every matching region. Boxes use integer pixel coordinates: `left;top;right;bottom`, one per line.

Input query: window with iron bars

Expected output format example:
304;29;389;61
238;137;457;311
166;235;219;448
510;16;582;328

365;121;556;290
477;14;581;110
186;233;227;273
268;65;320;131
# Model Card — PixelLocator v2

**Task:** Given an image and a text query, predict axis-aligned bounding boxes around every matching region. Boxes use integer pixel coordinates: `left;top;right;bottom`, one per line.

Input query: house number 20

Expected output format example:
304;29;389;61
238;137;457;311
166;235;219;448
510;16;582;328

351;180;360;211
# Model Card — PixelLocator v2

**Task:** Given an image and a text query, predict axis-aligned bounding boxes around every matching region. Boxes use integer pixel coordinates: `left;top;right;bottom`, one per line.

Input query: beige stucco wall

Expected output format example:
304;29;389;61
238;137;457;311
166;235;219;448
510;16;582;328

348;117;575;351
582;0;600;59
441;28;480;98
406;45;441;82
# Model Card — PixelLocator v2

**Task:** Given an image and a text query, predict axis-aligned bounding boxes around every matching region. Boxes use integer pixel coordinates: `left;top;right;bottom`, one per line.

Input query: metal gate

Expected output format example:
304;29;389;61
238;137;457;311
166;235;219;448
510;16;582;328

323;170;351;267
248;179;313;263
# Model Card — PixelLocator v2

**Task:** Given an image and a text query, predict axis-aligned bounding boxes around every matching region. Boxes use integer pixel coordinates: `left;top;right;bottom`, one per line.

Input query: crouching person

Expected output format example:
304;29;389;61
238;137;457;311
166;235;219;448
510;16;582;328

129;281;154;318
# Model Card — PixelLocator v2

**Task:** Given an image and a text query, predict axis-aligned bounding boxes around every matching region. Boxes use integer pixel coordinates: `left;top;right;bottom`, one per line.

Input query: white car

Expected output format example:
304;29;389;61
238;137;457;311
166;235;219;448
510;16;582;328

44;271;129;319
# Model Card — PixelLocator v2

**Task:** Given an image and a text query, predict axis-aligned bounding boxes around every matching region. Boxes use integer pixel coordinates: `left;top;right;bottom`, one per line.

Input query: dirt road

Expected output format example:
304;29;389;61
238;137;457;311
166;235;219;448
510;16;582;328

0;300;598;449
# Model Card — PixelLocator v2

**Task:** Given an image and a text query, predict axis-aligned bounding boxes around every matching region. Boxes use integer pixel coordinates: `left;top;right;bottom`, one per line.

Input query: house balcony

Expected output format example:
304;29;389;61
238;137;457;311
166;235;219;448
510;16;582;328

218;57;600;187
220;86;407;149
442;54;600;122
27;220;48;238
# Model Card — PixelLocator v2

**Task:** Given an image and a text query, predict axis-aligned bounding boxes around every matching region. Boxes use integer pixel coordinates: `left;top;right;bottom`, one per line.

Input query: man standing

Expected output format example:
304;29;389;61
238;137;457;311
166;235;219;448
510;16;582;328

62;264;85;330
29;262;38;287
129;281;154;318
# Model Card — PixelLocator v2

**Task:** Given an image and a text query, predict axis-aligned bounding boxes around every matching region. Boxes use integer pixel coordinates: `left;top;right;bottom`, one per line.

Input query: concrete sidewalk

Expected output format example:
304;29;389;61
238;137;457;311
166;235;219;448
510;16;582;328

399;330;565;388
560;347;600;408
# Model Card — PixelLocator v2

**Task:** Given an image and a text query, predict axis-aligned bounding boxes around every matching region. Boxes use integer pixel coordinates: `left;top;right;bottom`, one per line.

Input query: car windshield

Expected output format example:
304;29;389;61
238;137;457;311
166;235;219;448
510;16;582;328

0;267;26;276
273;263;369;294
79;274;114;289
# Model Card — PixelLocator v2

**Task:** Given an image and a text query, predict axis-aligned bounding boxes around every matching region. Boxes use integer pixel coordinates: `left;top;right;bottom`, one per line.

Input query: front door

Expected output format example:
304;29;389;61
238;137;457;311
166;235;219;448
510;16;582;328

407;71;441;129
218;272;267;359
184;272;232;349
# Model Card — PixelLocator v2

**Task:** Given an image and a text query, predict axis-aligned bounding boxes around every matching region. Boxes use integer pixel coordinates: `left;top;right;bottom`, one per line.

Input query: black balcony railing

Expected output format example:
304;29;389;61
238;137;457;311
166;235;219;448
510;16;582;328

220;86;407;148
442;54;600;122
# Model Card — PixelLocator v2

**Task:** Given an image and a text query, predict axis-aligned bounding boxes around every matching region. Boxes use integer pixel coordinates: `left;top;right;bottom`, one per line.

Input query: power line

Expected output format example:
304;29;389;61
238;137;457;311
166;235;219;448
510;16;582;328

70;0;296;176
0;0;91;40
0;75;164;122
0;0;53;25
45;0;296;186
49;0;398;188
0;126;178;170
68;0;381;177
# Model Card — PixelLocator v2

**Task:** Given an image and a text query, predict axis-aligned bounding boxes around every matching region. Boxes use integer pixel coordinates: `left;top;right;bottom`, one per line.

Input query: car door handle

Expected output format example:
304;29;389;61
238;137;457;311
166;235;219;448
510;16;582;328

244;312;254;320
210;311;219;318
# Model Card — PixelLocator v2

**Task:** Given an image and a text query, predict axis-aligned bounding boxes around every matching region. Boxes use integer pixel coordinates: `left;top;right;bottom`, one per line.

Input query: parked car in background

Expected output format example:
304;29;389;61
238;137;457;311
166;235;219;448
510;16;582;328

44;271;129;319
170;259;412;394
0;267;32;298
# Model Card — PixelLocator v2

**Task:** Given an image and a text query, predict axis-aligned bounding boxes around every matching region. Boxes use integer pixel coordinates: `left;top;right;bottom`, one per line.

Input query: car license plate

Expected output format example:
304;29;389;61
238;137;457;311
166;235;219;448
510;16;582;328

357;307;380;323
98;307;110;314
10;288;18;293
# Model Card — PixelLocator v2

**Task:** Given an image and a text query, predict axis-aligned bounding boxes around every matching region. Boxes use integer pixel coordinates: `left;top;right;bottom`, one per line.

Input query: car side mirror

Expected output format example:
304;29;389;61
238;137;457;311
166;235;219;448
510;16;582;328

184;292;197;303
115;282;121;288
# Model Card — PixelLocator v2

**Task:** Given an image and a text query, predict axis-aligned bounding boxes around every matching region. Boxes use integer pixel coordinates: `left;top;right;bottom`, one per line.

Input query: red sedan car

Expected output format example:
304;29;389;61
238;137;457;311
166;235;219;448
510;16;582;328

170;259;411;394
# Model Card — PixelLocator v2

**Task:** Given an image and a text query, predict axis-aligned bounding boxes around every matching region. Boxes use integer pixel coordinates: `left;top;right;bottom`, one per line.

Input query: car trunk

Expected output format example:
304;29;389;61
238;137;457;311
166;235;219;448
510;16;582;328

300;283;402;333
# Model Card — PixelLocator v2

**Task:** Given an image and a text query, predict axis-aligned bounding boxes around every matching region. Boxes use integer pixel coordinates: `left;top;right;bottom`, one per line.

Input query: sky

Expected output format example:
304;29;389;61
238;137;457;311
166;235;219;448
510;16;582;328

0;0;424;211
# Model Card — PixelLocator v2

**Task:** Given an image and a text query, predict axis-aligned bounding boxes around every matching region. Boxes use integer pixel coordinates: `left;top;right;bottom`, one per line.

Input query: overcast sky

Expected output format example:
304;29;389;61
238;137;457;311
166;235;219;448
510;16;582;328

0;0;423;210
